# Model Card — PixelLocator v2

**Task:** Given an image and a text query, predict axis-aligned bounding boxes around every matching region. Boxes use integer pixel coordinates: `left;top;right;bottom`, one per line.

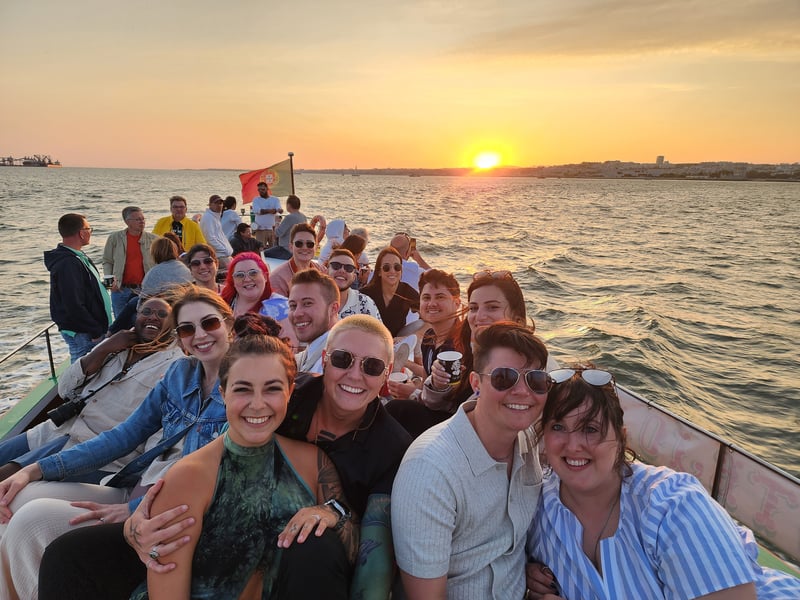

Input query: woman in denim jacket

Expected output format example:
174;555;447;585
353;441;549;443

0;287;234;600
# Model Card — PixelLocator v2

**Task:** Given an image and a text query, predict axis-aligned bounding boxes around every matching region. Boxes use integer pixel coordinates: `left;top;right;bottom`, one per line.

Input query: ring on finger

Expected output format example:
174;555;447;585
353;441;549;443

290;524;299;533
312;514;321;523
98;516;105;523
149;546;160;560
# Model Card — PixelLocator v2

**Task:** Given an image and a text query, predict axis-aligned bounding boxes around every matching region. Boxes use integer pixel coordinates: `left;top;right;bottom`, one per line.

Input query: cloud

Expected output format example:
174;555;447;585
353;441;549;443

453;0;800;59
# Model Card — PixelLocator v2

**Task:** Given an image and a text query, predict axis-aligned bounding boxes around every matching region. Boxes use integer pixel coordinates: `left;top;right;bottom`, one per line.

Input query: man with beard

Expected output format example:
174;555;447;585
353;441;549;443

288;269;340;374
0;296;184;482
327;248;381;321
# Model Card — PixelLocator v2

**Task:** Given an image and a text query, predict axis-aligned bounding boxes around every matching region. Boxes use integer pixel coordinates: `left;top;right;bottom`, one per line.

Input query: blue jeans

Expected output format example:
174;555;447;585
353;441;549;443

111;287;136;319
0;432;69;467
61;332;99;363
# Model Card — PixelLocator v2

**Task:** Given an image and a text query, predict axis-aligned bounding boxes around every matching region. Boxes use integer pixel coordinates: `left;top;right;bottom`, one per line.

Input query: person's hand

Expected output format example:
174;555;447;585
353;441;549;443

68;501;131;526
0;464;40;522
525;562;561;599
430;360;453;391
123;480;194;574
98;329;138;354
110;279;120;292
387;379;418;400
277;505;337;548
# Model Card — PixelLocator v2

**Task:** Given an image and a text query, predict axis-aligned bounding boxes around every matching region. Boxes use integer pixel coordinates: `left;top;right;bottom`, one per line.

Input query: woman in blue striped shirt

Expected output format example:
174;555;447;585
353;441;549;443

525;367;800;600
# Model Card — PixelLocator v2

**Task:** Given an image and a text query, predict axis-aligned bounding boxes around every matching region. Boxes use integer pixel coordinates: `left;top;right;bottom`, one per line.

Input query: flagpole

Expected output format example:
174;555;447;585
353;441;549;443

288;151;295;194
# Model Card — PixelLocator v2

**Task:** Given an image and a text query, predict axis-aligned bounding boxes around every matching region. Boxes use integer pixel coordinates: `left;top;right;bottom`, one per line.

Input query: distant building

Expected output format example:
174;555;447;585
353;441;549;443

656;155;665;167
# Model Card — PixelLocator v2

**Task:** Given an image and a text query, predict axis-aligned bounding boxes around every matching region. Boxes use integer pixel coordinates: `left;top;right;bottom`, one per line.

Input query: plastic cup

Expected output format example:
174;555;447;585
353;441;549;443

388;372;409;384
437;351;463;384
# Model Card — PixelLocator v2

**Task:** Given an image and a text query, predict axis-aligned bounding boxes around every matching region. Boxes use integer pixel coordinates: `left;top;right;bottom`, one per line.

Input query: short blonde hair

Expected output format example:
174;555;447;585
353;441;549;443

326;315;393;364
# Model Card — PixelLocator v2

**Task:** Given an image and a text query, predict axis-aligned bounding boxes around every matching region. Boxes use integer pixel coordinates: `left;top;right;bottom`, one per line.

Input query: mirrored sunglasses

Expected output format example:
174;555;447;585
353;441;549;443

232;269;261;281
294;240;316;249
548;368;614;387
138;306;169;319
472;269;513;281
328;349;387;377
480;367;550;394
189;257;215;267
381;263;402;272
329;261;356;274
175;316;224;339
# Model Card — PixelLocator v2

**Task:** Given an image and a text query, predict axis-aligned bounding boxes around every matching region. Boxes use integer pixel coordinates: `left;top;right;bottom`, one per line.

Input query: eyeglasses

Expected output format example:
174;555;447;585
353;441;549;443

329;261;356;274
175;316;224;338
479;367;550;394
381;263;402;272
81;227;94;233
548;368;614;387
472;270;513;281
327;349;387;377
232;269;261;281
189;257;216;268
139;306;169;319
293;240;316;249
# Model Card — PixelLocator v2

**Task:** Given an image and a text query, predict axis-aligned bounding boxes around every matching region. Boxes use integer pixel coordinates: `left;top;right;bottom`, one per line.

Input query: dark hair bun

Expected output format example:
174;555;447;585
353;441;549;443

233;314;282;339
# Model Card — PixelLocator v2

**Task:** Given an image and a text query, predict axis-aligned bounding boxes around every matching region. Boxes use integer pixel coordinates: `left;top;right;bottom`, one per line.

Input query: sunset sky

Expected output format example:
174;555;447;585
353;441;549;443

1;1;798;170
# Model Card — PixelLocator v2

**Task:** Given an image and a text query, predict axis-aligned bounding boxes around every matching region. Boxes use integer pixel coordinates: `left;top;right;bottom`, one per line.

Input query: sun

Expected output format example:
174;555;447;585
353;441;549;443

474;151;501;170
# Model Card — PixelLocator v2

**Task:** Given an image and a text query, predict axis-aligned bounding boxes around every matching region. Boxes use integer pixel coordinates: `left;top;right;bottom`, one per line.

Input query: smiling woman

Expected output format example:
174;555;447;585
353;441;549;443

474;151;501;170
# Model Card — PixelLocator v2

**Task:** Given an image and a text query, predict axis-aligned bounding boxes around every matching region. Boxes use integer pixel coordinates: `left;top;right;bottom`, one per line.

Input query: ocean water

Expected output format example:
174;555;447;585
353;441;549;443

0;167;798;477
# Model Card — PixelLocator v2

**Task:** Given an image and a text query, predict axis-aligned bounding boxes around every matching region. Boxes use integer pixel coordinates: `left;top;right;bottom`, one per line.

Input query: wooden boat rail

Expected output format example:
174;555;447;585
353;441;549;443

618;384;800;566
0;323;67;440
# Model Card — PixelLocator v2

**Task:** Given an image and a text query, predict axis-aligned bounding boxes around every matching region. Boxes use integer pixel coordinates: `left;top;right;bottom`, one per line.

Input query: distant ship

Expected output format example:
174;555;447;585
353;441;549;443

1;154;62;167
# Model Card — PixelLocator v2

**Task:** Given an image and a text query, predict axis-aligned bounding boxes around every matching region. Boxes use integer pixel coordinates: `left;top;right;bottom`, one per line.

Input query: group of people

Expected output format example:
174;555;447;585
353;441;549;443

12;194;798;599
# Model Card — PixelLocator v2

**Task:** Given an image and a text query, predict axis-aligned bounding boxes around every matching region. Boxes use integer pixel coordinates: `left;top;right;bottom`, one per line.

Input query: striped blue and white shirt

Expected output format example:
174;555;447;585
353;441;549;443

527;463;800;599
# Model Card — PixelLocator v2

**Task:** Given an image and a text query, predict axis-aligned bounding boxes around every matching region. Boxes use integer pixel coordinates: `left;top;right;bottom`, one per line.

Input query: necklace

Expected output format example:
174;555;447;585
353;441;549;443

592;493;619;565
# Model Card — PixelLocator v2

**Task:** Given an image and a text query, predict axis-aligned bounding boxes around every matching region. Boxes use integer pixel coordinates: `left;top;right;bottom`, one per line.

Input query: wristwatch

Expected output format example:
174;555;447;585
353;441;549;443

323;498;351;530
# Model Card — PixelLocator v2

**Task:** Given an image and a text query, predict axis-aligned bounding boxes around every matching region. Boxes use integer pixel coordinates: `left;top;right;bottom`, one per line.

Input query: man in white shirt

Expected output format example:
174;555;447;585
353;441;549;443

251;181;282;248
327;249;382;322
288;269;340;374
199;195;233;268
390;232;431;291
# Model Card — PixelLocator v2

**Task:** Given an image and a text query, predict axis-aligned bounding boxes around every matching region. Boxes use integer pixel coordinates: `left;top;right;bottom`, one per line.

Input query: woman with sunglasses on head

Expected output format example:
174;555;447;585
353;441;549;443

184;244;221;293
392;322;549;599
269;222;325;297
115;315;412;600
524;367;800;600
361;246;420;338
127;324;358;599
0;288;233;600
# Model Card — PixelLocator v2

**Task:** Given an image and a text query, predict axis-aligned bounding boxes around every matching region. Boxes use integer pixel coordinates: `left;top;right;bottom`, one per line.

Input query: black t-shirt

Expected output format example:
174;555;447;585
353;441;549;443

277;374;412;517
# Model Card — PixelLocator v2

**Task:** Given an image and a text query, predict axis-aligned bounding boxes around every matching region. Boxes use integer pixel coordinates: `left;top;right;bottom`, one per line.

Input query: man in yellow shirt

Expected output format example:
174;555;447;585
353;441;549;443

151;195;206;250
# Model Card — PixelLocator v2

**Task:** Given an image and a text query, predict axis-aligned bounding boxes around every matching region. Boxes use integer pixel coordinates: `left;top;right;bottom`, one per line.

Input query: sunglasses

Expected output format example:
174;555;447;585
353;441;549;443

175;316;224;339
381;263;402;272
548;368;614;387
189;257;215;267
329;261;356;274
479;367;550;394
472;269;513;281
327;349;387;377
232;269;261;281
294;240;316;249
139;306;169;319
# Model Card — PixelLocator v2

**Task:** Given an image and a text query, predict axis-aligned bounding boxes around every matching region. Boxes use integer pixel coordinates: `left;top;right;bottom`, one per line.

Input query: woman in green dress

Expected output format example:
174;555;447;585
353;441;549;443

141;326;357;599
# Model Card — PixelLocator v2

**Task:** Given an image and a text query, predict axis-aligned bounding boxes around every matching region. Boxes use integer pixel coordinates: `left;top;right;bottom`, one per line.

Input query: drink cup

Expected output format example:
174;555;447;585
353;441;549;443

437;351;463;384
388;372;409;384
103;275;114;289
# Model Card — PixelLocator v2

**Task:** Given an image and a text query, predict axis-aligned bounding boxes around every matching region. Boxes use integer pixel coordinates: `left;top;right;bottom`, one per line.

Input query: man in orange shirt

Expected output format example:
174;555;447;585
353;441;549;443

103;207;160;318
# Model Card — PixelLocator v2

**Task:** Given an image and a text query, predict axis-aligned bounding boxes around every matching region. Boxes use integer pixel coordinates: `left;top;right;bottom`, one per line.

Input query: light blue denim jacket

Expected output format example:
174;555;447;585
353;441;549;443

38;357;226;482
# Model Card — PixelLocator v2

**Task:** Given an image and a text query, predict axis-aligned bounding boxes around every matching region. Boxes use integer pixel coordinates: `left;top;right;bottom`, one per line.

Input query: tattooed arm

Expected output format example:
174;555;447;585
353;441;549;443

276;443;359;565
350;493;393;600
